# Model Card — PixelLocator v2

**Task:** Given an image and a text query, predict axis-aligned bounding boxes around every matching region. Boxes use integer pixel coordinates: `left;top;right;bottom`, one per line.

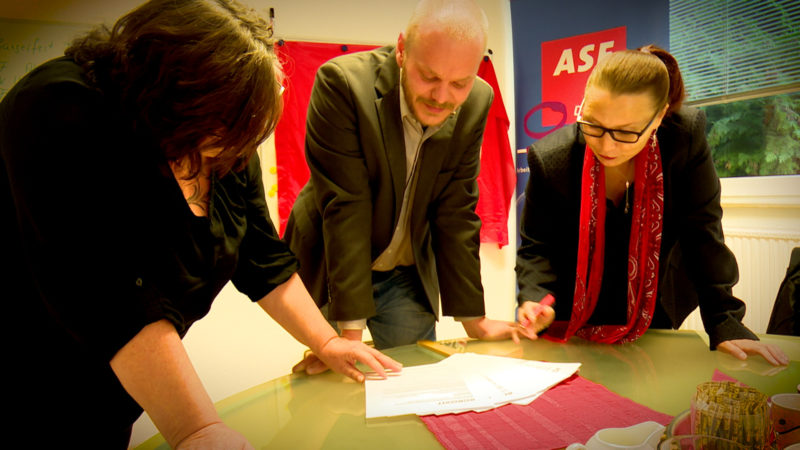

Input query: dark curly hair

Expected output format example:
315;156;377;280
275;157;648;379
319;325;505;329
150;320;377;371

66;0;283;177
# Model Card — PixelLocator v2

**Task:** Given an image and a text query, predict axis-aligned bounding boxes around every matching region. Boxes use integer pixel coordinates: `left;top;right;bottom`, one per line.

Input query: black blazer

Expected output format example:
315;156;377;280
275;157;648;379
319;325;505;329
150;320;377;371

284;46;493;321
516;107;758;348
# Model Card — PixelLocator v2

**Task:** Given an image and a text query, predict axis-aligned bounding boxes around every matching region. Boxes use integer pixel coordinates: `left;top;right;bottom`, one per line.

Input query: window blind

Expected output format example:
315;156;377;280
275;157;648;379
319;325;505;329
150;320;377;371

670;0;800;104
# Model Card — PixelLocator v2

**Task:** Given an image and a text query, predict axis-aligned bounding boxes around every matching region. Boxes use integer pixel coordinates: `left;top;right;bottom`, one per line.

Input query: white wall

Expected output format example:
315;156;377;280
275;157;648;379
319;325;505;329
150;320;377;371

679;176;800;334
0;0;517;446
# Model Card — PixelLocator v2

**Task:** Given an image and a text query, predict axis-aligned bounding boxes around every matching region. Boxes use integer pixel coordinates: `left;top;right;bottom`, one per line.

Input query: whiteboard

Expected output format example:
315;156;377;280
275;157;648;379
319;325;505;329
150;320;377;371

0;18;92;100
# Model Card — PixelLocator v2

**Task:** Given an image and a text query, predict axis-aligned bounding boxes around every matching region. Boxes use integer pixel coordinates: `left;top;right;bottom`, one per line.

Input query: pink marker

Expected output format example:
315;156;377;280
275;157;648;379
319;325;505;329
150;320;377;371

538;294;555;308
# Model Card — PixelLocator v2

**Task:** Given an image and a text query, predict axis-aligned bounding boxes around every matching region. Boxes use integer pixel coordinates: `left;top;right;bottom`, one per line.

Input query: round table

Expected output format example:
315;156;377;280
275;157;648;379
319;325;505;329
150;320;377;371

136;330;800;449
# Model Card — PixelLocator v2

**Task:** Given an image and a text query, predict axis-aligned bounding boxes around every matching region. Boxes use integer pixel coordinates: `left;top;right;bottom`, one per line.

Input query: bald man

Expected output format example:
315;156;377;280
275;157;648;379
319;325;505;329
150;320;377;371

285;0;536;356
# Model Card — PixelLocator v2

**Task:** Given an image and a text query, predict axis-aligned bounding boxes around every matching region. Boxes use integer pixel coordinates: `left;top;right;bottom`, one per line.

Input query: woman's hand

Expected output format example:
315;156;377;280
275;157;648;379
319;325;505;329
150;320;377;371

293;337;402;382
516;299;556;337
259;274;401;382
716;339;789;366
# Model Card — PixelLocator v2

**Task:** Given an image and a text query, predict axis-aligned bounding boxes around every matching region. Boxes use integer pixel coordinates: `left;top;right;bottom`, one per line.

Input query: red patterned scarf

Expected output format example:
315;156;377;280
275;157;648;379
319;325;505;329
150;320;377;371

545;133;664;344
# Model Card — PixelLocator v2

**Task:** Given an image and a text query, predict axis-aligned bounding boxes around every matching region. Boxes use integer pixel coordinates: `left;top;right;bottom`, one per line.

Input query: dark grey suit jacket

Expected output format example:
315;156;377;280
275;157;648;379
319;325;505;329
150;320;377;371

284;46;493;321
516;107;758;348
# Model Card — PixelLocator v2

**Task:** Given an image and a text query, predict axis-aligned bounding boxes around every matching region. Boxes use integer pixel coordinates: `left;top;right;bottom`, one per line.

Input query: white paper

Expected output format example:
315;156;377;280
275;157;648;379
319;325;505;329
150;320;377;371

365;352;580;418
365;364;485;418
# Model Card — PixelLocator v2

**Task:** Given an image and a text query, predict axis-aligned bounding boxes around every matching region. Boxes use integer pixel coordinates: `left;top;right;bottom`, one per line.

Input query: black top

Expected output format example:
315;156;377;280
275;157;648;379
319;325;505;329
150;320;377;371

0;57;297;444
588;196;632;326
588;191;673;328
516;107;758;349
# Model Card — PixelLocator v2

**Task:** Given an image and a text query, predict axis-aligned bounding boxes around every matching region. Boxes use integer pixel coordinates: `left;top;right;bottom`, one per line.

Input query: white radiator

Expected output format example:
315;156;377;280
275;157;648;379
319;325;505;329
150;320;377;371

679;229;800;334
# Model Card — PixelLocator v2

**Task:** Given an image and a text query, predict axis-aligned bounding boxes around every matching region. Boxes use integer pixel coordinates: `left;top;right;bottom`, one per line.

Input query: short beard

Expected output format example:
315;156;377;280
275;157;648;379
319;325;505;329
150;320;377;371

400;65;454;126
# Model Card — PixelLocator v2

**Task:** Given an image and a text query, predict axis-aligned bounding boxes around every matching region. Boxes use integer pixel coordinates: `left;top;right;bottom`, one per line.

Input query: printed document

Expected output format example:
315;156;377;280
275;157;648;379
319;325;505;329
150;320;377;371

365;352;580;418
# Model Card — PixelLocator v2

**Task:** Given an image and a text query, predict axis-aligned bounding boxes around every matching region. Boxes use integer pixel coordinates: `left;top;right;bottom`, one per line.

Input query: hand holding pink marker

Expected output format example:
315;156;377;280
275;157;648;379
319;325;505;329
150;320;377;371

519;294;555;328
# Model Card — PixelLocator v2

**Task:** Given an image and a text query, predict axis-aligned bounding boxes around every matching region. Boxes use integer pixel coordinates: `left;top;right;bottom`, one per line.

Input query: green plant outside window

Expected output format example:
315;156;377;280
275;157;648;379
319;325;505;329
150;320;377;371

701;92;800;178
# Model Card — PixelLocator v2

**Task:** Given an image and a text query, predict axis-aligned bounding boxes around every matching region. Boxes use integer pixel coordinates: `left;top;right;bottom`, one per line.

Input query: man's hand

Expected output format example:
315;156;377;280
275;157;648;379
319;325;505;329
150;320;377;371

341;328;364;342
461;316;540;344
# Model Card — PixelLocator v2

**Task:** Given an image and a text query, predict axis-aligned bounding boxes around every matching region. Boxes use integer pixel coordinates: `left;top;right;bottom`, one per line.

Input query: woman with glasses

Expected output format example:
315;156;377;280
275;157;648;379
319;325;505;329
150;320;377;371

0;0;399;447
514;45;787;366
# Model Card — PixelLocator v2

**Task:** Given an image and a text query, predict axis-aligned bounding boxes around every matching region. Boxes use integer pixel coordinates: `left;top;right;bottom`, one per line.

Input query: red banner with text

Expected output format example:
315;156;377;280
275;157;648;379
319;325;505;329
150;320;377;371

540;27;626;127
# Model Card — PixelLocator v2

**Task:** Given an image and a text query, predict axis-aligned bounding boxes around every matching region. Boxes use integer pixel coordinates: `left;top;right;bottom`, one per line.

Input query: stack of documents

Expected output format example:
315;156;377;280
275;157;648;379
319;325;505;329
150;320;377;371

365;352;580;418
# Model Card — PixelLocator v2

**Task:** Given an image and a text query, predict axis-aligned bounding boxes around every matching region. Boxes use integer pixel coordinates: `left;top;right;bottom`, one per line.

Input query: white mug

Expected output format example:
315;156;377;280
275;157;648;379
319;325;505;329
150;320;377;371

565;421;665;450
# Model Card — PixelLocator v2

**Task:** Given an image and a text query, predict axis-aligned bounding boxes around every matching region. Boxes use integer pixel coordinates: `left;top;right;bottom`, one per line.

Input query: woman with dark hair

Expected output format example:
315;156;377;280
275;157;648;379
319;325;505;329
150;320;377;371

515;45;787;366
0;0;399;447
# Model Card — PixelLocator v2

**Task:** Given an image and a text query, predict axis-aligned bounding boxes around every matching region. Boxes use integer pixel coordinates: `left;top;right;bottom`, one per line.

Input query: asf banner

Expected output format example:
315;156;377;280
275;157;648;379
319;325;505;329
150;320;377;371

540;26;626;129
523;26;626;142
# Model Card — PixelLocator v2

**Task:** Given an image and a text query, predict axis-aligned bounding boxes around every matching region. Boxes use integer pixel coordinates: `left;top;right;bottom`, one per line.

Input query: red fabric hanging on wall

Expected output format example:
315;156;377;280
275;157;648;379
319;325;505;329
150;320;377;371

274;41;515;248
274;41;378;235
477;56;515;247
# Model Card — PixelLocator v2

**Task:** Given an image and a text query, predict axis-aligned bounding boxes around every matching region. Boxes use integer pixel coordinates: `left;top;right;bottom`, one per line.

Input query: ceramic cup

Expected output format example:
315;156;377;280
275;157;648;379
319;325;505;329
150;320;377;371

565;421;665;450
770;393;800;449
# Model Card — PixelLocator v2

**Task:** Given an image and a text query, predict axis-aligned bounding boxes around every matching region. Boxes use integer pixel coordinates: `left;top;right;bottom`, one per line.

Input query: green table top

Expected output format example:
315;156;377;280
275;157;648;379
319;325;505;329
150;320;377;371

136;330;800;449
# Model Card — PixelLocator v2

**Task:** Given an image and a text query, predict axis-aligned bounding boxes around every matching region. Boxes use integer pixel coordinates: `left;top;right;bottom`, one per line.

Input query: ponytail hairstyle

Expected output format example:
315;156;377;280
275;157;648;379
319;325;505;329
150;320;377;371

586;44;686;117
637;44;686;116
66;0;283;177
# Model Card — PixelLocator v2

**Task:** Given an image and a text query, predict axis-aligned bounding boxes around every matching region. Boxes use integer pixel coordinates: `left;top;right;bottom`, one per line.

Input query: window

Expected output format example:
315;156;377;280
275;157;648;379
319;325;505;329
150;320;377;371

702;91;799;177
670;0;800;177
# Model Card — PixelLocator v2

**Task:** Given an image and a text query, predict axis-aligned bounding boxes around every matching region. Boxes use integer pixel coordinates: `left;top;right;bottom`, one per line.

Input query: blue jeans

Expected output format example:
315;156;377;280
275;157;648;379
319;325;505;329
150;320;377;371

367;266;436;350
323;266;436;350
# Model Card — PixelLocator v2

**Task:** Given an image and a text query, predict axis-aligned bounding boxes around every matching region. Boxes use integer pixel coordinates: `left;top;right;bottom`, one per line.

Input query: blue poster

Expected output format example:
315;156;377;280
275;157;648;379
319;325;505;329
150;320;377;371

510;0;669;246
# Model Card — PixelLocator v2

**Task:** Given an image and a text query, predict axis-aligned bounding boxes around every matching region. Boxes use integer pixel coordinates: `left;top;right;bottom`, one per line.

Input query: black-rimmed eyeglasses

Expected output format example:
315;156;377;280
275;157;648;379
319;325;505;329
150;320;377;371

577;109;659;144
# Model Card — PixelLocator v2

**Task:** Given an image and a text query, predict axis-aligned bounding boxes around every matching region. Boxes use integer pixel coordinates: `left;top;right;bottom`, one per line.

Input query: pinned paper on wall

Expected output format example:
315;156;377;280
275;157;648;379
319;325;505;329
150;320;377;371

0;18;91;100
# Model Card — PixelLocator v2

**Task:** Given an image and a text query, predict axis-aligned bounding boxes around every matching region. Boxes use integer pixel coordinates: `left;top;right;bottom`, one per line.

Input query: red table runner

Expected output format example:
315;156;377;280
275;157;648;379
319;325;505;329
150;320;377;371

420;374;673;450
